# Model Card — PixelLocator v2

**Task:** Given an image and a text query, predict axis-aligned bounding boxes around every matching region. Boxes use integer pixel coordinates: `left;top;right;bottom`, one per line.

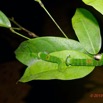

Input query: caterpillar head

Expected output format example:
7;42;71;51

65;55;72;66
94;54;102;60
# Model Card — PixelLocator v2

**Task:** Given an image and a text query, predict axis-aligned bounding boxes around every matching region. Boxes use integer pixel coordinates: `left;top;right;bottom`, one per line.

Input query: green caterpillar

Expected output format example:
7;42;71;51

38;52;61;64
38;52;66;72
38;52;103;66
66;54;103;66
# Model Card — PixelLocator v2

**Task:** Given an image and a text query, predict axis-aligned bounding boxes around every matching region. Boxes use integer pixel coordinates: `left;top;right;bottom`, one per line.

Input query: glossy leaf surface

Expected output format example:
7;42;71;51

72;8;101;54
0;11;11;28
83;0;103;15
15;37;86;66
19;50;94;82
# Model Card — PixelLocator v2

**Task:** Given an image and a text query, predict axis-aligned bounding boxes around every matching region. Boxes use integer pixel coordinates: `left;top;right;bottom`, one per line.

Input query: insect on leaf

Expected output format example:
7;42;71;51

72;8;101;54
0;11;11;28
82;0;103;15
19;50;95;82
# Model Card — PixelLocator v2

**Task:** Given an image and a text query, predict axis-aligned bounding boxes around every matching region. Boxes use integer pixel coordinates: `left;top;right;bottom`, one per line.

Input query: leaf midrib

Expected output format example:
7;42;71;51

80;18;96;54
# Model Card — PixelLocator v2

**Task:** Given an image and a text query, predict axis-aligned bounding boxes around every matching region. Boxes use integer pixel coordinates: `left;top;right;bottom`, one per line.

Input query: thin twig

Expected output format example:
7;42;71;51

10;27;30;40
35;0;68;39
10;17;38;37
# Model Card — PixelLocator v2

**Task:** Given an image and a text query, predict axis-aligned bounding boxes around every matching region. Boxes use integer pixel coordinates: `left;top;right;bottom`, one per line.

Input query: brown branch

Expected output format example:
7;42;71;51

9;17;38;37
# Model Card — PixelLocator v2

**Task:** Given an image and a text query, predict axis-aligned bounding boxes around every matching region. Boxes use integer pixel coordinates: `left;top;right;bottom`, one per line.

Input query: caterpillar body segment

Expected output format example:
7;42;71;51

38;52;61;64
66;54;103;66
38;52;66;72
38;52;103;66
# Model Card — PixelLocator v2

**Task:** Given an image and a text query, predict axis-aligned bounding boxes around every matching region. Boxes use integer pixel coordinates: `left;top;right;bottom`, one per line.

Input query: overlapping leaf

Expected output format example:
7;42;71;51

82;0;103;15
72;8;101;54
15;36;86;66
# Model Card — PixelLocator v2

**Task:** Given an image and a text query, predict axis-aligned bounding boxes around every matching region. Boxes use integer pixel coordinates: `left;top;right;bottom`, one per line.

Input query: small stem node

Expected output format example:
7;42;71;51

9;17;38;37
10;27;30;40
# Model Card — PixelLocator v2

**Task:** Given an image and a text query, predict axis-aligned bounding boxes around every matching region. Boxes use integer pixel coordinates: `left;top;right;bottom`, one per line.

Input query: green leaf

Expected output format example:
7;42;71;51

19;50;94;82
15;36;86;66
72;8;101;54
82;0;103;15
0;11;11;28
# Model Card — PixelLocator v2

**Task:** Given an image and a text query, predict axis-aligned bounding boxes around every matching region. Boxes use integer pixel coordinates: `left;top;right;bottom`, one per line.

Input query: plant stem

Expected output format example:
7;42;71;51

10;17;38;37
10;27;30;40
11;27;21;30
35;0;68;39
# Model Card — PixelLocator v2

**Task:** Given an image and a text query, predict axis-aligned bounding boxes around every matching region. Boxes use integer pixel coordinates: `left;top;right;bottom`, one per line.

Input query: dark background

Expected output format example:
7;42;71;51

0;0;103;103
